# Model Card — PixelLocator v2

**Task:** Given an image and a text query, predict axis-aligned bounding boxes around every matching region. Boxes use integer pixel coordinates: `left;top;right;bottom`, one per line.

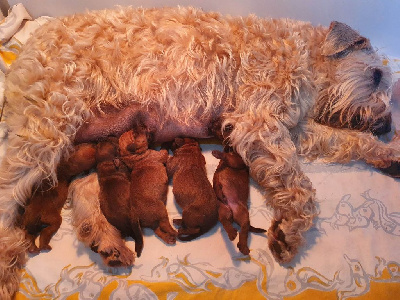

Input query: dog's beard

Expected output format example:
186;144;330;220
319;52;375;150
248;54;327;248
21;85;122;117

313;54;392;135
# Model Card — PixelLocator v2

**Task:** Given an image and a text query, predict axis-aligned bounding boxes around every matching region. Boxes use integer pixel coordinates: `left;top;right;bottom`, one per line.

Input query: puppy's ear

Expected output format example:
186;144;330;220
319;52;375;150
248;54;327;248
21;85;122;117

174;138;185;147
212;150;223;160
321;21;371;57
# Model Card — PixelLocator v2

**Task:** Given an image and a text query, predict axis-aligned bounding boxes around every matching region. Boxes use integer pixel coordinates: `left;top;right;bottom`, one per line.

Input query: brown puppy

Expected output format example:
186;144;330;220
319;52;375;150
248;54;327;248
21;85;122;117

21;143;97;253
96;138;144;257
167;138;218;241
212;148;266;255
119;128;177;245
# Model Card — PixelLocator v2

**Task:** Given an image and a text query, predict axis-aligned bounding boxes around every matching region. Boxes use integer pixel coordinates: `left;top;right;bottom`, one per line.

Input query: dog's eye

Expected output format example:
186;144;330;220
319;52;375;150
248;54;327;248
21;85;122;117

332;49;350;59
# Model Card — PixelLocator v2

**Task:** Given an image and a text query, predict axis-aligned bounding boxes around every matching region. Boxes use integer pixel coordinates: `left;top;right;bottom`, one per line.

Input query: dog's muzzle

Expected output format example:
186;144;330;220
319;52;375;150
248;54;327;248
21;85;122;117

370;114;392;136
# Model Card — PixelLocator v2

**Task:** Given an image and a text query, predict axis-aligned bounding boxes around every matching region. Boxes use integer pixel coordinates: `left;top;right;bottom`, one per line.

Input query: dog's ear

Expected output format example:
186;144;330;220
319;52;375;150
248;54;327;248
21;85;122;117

321;21;371;57
211;150;223;160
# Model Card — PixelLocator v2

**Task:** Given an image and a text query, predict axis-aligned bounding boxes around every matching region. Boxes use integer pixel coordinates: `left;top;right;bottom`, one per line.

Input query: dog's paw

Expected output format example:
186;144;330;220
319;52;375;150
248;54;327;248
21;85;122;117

173;218;183;227
155;227;177;245
165;234;177;245
226;227;238;241
378;161;400;178
237;241;250;255
267;219;304;264
39;244;52;252
99;245;135;267
27;244;40;254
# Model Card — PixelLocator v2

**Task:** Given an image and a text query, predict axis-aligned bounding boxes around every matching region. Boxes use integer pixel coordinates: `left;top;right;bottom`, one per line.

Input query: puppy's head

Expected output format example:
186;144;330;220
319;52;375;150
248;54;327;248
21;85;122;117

96;140;118;163
313;21;392;136
171;137;200;152
212;149;247;170
119;128;149;156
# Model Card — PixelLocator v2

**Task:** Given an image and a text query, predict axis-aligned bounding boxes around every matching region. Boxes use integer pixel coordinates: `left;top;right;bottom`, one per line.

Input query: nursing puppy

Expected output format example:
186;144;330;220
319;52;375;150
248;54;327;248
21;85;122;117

96;138;144;257
119;127;177;245
20;143;96;253
0;6;398;297
212;148;266;255
167;138;218;240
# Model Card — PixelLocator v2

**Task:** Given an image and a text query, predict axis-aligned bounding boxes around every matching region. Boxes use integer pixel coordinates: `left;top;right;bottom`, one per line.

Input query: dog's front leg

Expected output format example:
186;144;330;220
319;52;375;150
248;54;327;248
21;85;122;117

294;119;400;176
226;115;318;263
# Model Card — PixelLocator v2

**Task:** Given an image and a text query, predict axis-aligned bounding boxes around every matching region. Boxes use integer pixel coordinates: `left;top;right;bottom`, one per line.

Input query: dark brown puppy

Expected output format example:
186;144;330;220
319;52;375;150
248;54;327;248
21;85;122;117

212;149;266;255
167;138;218;241
119;128;177;245
21;143;97;253
96;138;144;257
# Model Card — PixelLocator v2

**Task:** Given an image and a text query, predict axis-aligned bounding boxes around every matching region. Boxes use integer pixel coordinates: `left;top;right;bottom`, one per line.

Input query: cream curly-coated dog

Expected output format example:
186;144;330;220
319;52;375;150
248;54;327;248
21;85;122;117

0;6;398;298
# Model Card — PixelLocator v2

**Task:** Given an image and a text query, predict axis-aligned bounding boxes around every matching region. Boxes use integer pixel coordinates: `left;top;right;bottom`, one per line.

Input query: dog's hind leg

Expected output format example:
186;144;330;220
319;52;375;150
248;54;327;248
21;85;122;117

129;217;144;257
226;115;318;263
155;217;178;245
218;202;238;241
37;215;62;252
231;203;251;255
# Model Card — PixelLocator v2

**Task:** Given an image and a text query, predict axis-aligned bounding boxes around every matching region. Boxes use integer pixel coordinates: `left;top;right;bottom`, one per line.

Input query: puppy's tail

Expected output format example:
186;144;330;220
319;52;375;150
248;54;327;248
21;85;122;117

0;227;28;300
177;227;202;241
249;225;267;233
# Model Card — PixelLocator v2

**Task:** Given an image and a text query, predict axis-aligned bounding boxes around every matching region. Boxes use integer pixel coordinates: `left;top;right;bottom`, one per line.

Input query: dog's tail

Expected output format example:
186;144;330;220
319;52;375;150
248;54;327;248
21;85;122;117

177;227;203;241
249;225;267;233
0;227;28;300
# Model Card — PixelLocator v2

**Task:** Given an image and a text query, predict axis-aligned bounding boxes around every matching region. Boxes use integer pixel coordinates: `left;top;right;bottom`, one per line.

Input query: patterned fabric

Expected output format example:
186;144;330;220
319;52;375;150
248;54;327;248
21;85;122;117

6;144;400;300
0;6;399;298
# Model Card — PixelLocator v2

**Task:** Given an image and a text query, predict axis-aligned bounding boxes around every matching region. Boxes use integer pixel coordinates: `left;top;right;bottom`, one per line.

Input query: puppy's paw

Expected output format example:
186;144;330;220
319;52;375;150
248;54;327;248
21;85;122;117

39;244;52;252
173;219;182;227
237;241;250;255
267;219;304;264
155;228;177;245
28;243;40;254
378;161;400;178
226;227;238;241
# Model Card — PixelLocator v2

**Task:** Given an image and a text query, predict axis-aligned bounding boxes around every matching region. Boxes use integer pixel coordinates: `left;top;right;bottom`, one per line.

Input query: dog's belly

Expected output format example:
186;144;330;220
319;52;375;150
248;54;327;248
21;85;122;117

75;105;213;144
152;119;211;143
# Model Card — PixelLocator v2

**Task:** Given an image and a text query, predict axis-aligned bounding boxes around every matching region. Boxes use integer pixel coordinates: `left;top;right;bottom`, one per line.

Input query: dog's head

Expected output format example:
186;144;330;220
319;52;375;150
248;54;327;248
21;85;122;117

212;149;247;170
171;137;200;152
313;21;392;135
119;128;149;156
96;139;118;163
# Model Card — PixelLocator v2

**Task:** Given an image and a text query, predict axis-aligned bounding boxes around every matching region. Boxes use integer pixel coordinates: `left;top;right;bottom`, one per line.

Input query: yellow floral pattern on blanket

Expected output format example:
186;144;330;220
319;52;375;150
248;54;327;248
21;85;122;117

0;37;21;69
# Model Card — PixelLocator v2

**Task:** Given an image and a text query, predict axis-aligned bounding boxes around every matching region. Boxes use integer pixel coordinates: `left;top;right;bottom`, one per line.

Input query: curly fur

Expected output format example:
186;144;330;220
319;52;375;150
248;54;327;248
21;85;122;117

0;6;397;297
68;173;135;268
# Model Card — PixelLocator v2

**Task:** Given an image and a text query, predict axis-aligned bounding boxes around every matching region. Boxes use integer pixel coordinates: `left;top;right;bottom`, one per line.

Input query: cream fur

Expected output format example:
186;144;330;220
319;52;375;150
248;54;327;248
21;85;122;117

68;173;135;267
0;6;397;298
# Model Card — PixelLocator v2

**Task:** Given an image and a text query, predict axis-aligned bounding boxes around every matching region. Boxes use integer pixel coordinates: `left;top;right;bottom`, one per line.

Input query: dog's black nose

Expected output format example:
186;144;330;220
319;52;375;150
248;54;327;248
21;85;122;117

372;68;383;87
372;114;392;136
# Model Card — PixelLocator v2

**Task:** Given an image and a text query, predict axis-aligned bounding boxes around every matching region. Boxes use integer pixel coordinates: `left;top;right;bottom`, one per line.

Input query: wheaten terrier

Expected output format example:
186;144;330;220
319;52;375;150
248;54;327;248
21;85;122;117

0;6;397;298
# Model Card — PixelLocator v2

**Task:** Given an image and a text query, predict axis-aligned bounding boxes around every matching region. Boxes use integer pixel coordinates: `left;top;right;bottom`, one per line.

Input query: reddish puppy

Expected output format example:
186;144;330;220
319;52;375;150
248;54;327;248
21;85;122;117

167;138;218;241
212;148;266;255
21;143;97;253
120;127;177;246
96;138;144;257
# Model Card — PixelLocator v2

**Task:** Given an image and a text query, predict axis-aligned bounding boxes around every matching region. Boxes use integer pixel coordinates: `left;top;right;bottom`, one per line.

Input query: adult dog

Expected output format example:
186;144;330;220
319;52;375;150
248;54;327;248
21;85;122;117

0;6;398;298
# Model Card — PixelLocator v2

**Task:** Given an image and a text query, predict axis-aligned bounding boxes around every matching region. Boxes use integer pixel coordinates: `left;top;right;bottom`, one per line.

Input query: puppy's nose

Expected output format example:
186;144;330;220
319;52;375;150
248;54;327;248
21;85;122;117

126;143;136;152
372;68;383;87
